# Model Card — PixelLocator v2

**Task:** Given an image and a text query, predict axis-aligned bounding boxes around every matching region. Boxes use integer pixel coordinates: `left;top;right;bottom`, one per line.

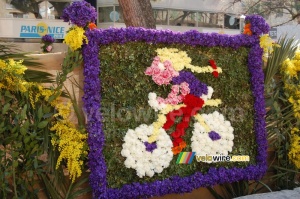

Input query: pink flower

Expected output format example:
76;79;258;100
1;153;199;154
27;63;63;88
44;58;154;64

46;45;53;52
180;82;189;89
180;82;190;95
169;98;180;105
157;97;165;104
144;56;179;87
171;85;180;93
161;70;171;79
167;92;177;100
173;71;179;77
177;95;183;101
145;67;153;75
153;67;161;75
181;89;189;96
153;56;160;62
164;60;172;67
153;76;165;85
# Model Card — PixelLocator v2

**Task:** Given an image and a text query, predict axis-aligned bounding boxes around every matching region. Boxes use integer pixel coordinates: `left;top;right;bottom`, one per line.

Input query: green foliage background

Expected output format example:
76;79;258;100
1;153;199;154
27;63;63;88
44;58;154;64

99;42;256;188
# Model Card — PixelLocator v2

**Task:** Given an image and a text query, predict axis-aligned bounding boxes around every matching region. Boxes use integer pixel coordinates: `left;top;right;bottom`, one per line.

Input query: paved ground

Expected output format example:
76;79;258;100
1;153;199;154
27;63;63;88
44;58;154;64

235;187;300;199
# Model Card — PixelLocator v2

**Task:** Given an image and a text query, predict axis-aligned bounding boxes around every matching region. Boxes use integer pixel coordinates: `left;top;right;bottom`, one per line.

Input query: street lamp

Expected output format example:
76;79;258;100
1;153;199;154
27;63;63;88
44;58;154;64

239;14;246;33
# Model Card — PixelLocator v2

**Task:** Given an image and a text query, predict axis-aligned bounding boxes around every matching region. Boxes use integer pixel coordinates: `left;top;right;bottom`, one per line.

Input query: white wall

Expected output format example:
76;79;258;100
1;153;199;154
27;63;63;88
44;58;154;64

277;25;300;41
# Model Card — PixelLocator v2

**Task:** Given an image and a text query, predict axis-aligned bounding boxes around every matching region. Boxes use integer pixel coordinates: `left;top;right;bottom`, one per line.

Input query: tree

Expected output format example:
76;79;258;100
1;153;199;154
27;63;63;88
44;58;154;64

227;0;300;27
10;0;43;18
48;1;70;18
118;0;156;29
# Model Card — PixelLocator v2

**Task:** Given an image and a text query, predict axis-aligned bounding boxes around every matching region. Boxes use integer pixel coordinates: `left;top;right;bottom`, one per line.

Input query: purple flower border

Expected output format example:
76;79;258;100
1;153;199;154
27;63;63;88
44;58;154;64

82;15;269;199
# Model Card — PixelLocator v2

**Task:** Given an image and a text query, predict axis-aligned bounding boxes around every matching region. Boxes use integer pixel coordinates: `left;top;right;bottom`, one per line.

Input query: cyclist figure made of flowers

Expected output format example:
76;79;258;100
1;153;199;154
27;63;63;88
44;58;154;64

121;48;234;178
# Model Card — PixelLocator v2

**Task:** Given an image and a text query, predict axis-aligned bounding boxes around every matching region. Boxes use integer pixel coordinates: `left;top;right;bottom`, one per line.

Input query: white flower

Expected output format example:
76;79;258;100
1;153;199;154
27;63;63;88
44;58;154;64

148;92;167;111
157;62;165;70
121;149;130;157
137;169;146;178
191;111;234;163
148;92;157;100
121;124;173;178
201;86;214;101
154;166;163;173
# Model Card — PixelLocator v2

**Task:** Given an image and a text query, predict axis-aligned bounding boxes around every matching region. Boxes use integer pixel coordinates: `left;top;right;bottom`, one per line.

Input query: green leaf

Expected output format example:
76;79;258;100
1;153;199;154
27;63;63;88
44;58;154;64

4;90;14;98
34;158;38;169
20;126;27;135
2;103;10;114
24;137;30;144
23;120;30;129
43;106;51;114
0;121;4;128
20;104;28;120
38;121;48;129
12;161;18;168
38;106;43;120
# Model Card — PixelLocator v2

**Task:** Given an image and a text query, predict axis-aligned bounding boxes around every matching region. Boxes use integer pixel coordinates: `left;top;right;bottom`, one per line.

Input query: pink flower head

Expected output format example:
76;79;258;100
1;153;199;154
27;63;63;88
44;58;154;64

145;67;154;75
145;56;179;85
163;60;172;67
171;85;180;93
46;45;53;52
180;82;190;96
153;76;165;85
161;70;172;80
157;97;165;104
153;67;161;75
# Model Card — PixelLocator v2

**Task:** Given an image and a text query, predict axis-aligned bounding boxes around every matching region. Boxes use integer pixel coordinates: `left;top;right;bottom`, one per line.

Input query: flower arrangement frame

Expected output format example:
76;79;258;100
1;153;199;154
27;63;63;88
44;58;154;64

81;14;269;198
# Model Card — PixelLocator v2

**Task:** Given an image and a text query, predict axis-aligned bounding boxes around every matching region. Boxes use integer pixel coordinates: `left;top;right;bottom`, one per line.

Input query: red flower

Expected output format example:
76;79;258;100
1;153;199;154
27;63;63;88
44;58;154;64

163;109;184;129
209;60;217;69
172;146;182;155
172;137;183;146
209;60;219;78
178;120;189;129
179;141;186;149
182;107;193;115
183;94;204;108
88;22;97;30
163;120;174;130
243;23;252;35
182;116;191;123
170;131;182;138
171;141;187;155
212;71;219;78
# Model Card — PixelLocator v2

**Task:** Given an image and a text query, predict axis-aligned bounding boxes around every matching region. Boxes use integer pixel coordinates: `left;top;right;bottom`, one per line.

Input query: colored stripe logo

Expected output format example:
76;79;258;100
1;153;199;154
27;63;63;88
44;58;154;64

176;152;196;164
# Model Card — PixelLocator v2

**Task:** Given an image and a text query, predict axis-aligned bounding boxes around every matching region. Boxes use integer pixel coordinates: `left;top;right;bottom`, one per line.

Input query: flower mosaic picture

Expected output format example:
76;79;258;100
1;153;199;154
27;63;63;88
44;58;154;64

62;2;270;198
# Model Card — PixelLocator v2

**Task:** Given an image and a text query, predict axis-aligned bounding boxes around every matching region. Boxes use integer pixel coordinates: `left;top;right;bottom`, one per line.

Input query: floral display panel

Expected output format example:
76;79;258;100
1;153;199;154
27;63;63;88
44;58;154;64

82;16;269;199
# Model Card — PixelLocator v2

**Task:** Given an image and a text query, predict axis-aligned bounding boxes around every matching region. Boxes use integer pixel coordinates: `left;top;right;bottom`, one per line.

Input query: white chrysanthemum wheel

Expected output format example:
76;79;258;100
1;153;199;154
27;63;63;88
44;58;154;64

191;111;234;163
121;124;173;178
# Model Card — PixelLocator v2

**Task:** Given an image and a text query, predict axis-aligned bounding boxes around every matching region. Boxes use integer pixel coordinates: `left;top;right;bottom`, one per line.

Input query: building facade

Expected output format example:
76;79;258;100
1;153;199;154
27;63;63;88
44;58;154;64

0;0;299;50
96;0;243;34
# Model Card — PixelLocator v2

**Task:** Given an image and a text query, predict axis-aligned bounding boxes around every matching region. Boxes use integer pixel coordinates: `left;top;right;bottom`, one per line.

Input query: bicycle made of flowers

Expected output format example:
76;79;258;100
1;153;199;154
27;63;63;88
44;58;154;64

121;48;234;178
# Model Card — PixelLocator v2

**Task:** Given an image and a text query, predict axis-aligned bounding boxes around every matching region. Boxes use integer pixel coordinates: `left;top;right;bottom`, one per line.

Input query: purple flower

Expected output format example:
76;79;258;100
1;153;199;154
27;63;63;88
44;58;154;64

172;71;208;96
208;131;221;141
144;142;157;152
245;15;270;36
41;34;55;43
61;1;97;27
